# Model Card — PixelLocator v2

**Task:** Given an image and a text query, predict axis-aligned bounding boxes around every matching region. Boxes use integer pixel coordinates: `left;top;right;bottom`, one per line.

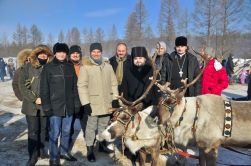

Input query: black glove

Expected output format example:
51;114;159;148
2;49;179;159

44;109;53;117
83;103;92;116
112;100;120;108
74;107;80;114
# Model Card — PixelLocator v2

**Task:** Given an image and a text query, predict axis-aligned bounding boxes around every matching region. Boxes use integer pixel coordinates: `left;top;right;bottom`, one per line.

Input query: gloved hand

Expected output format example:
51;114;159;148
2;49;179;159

44;109;53;117
112;100;120;108
74;107;80;114
83;103;92;116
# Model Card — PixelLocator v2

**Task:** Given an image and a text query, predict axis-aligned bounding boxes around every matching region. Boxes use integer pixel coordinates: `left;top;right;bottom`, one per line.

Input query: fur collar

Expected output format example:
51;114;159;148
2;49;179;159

30;45;54;68
17;49;32;68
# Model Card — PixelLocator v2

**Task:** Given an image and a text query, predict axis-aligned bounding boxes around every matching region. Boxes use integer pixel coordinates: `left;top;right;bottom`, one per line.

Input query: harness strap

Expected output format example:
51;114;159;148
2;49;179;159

223;100;232;137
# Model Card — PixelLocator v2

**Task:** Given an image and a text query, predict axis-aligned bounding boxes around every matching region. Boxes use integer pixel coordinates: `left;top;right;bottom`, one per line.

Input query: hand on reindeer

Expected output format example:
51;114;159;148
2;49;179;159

83;103;92;116
112;100;120;108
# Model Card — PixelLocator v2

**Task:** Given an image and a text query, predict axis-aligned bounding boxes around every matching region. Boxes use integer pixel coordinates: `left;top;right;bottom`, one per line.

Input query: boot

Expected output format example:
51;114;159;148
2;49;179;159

87;146;96;162
49;159;60;166
98;140;114;154
39;148;49;159
26;155;38;166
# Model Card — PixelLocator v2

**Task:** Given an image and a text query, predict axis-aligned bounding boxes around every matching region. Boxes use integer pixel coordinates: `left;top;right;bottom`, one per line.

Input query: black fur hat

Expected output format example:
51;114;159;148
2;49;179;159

53;43;69;55
131;46;147;59
69;45;82;58
175;36;187;46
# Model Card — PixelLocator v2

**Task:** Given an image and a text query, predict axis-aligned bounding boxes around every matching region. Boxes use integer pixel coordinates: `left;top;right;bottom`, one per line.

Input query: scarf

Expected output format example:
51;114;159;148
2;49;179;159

90;56;103;65
115;55;127;85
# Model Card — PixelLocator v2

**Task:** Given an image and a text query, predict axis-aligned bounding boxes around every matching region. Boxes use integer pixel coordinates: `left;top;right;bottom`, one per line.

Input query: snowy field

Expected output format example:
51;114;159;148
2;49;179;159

0;79;251;166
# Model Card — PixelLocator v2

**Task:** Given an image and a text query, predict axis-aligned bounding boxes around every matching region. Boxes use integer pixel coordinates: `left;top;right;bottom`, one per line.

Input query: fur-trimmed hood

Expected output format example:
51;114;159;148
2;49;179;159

17;49;32;68
81;56;107;66
30;45;54;68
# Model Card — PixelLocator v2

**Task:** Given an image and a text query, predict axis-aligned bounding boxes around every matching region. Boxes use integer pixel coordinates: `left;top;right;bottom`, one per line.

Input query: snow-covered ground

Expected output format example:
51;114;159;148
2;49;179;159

0;79;251;166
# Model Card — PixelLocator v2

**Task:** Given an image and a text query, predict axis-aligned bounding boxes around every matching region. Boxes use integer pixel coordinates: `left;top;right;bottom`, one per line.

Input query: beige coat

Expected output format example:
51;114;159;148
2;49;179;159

77;56;118;116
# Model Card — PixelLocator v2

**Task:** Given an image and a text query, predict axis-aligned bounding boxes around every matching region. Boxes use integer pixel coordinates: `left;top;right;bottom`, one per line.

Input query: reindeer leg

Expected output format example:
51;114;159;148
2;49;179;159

198;147;206;166
139;150;146;166
151;140;161;166
205;147;218;166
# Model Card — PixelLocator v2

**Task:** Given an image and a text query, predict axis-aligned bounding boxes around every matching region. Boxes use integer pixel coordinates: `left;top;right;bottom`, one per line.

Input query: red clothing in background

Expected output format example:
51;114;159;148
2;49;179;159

201;59;229;96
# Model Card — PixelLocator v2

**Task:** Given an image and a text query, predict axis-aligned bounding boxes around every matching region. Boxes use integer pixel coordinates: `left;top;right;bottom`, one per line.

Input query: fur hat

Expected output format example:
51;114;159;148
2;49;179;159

131;46;147;59
90;43;102;53
30;45;54;68
53;43;69;55
175;36;187;46
69;45;82;58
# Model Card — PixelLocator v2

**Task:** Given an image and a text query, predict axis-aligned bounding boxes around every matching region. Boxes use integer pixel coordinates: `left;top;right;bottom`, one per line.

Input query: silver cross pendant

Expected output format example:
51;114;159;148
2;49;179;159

179;70;183;77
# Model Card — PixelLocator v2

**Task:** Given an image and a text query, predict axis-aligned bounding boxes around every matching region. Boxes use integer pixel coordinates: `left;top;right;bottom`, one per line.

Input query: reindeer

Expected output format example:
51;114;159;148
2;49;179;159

102;46;210;166
150;46;251;166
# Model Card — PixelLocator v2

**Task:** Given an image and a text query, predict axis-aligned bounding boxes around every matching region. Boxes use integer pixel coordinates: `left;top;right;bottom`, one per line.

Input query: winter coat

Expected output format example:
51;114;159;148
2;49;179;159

19;46;54;116
0;58;7;77
40;57;81;117
201;59;229;96
248;80;251;100
153;53;169;71
7;61;15;74
160;51;201;97
12;49;32;101
77;56;118;116
120;65;161;109
226;55;234;76
109;54;132;73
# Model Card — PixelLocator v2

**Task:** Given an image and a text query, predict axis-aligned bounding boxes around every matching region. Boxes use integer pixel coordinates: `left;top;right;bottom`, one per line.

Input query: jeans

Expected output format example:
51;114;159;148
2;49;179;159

26;110;47;158
49;111;72;160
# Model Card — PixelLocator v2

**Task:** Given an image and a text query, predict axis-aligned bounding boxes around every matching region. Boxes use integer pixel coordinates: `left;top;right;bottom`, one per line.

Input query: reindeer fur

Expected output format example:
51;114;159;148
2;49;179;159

102;105;163;166
150;94;251;166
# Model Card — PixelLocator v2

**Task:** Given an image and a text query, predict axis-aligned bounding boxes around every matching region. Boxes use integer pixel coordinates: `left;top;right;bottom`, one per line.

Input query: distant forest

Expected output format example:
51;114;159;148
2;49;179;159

1;0;251;61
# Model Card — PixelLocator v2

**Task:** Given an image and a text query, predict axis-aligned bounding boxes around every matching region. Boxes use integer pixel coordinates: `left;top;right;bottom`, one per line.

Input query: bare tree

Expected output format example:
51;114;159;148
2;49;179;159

82;27;89;43
71;27;81;45
12;23;23;49
47;33;54;50
245;0;251;31
192;0;219;46
66;29;72;45
0;32;10;57
58;30;64;43
144;25;155;50
94;27;105;43
124;12;138;48
133;0;149;44
177;6;190;38
157;0;178;46
110;24;118;41
29;24;43;47
217;0;245;58
22;26;29;46
87;28;94;43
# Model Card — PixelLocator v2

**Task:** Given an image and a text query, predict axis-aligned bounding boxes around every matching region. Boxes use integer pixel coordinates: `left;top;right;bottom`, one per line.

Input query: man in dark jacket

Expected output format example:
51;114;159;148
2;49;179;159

19;45;54;166
226;54;235;85
40;43;81;166
120;46;160;109
161;36;201;97
109;43;131;93
0;58;7;82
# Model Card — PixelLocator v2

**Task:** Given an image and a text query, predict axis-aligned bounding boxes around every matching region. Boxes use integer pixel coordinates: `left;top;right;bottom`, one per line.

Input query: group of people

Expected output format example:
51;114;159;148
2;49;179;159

11;35;239;166
0;58;16;82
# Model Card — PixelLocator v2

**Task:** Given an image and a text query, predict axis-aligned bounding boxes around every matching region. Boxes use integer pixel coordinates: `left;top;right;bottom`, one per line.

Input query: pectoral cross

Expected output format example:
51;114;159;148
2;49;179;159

179;70;183;77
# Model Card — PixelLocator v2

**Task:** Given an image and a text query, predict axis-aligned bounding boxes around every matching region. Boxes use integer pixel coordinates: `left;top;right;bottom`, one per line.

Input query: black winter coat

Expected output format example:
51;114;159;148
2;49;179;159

120;65;160;109
109;54;132;73
226;55;234;76
40;58;81;116
160;51;201;97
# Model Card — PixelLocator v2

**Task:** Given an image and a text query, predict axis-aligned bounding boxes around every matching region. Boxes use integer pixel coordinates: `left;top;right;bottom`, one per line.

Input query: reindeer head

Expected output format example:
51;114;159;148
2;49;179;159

150;45;210;125
102;103;143;142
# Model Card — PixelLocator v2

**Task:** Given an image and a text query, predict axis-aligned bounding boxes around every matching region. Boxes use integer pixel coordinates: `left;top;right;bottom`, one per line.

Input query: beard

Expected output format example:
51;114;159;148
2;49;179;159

70;59;80;64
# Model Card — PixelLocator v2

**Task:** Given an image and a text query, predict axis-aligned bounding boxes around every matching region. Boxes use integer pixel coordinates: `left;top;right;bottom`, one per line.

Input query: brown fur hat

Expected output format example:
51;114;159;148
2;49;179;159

17;49;32;68
30;45;54;68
